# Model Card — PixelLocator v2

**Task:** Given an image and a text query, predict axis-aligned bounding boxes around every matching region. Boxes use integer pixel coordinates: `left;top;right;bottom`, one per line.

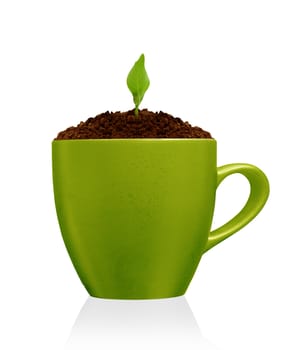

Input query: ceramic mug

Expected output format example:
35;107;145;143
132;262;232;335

52;139;269;299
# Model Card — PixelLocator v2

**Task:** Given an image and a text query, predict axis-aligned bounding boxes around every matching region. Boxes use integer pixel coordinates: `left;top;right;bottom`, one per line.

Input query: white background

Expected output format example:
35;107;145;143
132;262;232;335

0;1;290;349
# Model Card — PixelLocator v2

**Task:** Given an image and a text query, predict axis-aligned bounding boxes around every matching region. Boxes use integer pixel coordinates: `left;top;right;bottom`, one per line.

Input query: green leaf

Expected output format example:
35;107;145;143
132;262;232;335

127;54;150;116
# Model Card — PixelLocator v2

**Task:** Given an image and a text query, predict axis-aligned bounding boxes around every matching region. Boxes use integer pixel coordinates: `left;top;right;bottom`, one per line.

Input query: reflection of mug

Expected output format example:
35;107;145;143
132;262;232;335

65;297;219;349
52;139;269;299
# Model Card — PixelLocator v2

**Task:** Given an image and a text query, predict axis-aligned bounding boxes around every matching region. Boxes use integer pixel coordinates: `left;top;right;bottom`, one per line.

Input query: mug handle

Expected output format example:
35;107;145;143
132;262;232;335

204;163;270;253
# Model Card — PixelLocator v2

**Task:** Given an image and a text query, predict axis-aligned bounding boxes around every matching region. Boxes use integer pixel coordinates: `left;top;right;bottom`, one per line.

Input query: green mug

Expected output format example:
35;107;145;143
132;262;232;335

52;139;269;299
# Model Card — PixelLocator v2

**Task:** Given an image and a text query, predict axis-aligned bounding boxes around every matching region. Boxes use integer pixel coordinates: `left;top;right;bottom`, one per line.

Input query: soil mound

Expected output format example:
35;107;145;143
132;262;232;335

55;109;213;140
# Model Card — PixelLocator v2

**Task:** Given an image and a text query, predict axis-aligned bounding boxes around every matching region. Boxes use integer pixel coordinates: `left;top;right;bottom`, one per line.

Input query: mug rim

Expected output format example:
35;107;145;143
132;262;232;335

52;138;216;143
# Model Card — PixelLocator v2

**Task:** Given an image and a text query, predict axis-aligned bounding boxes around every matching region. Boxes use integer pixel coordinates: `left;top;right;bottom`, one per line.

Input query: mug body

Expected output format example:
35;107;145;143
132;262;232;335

52;139;217;299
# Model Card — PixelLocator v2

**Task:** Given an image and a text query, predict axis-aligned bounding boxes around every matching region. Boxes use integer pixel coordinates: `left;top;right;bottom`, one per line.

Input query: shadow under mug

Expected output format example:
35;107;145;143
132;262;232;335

52;139;269;299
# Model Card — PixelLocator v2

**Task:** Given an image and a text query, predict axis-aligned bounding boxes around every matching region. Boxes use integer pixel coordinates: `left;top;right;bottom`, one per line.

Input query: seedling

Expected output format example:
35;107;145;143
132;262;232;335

127;54;150;116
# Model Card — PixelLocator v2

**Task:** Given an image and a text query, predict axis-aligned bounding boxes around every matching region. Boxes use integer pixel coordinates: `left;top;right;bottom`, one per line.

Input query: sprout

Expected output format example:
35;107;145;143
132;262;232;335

127;54;150;116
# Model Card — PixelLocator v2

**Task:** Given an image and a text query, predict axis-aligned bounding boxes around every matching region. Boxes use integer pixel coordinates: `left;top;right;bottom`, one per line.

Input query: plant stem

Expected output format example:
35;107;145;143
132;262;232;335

134;106;139;117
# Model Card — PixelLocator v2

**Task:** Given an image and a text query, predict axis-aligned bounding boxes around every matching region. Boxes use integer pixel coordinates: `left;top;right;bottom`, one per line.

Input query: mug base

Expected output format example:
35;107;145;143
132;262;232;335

88;292;186;300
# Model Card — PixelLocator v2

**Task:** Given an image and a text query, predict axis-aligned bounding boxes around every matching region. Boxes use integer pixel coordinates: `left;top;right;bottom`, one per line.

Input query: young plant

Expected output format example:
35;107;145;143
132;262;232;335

127;54;150;116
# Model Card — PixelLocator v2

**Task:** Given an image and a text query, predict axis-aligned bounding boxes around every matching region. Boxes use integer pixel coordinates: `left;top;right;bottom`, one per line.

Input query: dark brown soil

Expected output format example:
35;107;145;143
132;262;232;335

54;109;213;140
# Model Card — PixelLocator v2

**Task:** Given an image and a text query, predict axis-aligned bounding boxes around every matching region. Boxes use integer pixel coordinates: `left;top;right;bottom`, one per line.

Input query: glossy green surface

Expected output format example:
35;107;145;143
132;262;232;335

52;139;269;299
